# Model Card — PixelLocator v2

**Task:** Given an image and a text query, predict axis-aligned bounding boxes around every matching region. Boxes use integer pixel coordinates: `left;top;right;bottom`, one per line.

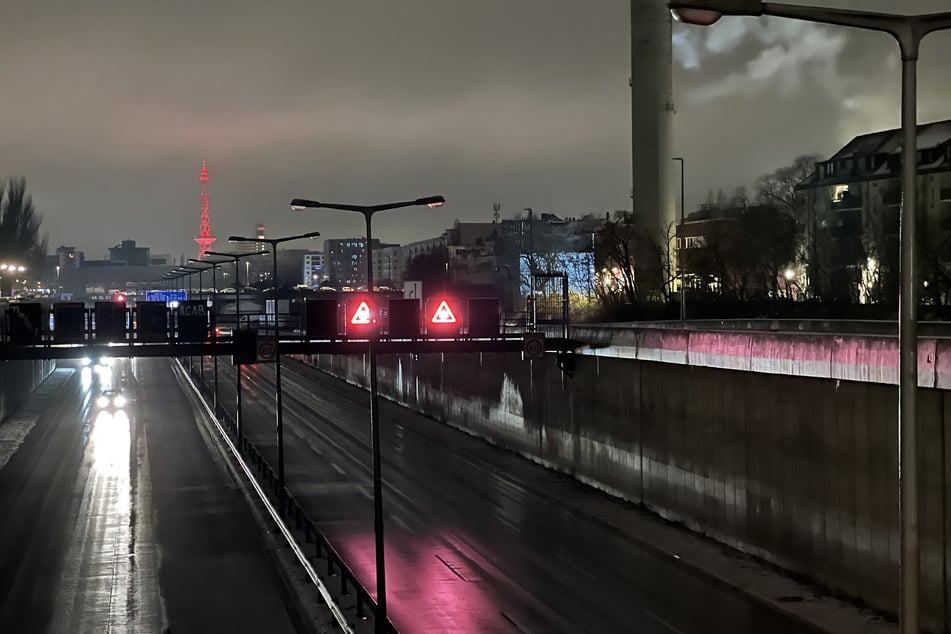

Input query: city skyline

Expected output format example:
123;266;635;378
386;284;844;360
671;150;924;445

2;1;950;257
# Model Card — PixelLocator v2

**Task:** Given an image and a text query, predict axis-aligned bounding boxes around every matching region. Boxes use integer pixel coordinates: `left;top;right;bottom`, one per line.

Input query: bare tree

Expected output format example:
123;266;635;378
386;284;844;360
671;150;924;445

754;154;822;298
0;177;48;295
404;246;450;294
595;210;663;304
754;154;822;213
742;204;797;298
661;222;679;303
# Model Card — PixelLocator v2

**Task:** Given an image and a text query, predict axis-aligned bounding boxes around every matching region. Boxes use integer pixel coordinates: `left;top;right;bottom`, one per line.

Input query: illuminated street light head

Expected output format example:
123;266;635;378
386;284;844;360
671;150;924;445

668;0;763;25
416;195;446;208
289;198;317;210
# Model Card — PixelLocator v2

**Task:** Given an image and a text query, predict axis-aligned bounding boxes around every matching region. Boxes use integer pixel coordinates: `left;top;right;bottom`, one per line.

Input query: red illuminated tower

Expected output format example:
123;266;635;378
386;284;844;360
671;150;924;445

194;161;216;258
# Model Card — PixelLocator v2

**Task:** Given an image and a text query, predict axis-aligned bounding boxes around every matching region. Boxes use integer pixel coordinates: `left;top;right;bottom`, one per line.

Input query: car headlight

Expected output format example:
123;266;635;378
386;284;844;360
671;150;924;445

96;395;110;408
113;395;127;407
81;357;92;367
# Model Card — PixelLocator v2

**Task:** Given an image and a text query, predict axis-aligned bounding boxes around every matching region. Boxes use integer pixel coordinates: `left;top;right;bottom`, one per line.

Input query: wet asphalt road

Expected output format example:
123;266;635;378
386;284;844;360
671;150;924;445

206;355;824;634
0;358;300;634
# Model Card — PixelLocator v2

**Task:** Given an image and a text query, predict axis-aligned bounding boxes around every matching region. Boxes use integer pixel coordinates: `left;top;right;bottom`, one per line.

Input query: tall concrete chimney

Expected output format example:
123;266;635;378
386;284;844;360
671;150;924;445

631;0;675;237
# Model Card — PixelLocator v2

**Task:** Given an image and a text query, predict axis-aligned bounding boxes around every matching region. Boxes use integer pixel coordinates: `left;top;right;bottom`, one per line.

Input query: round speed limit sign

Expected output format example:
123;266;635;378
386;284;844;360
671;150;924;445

256;339;277;362
523;334;545;359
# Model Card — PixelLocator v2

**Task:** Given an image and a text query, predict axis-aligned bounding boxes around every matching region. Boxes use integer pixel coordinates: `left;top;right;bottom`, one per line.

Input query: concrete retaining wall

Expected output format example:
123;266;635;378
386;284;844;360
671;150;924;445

0;360;57;422
297;346;950;630
572;324;948;387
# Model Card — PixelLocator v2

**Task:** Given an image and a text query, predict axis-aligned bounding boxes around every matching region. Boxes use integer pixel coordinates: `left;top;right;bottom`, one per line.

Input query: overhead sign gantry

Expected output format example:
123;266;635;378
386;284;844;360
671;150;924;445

0;296;574;362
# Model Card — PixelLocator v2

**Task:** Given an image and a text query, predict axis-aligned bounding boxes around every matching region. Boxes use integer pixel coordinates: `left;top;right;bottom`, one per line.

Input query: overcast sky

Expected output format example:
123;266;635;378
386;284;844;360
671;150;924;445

1;0;949;259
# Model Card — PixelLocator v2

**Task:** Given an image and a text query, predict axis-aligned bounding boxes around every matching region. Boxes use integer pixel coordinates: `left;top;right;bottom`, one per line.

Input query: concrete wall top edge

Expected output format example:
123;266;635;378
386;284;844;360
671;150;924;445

573;325;940;387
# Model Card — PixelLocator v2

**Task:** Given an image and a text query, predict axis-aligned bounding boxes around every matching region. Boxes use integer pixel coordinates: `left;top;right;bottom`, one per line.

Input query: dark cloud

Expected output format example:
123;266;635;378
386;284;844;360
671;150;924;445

0;1;949;257
673;0;951;204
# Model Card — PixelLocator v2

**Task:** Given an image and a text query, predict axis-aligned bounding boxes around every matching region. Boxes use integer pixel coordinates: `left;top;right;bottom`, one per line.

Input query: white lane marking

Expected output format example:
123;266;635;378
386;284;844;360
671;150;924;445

500;611;532;633
330;462;345;476
643;609;686;634
390;514;412;533
555;552;596;581
359;487;373;500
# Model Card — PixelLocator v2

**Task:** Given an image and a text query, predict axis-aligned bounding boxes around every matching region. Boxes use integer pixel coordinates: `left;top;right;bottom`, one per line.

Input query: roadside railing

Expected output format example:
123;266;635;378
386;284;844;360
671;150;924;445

186;360;395;634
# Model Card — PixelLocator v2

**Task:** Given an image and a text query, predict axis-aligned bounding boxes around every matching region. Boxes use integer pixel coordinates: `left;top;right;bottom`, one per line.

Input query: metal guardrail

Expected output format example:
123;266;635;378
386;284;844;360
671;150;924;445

183;360;395;634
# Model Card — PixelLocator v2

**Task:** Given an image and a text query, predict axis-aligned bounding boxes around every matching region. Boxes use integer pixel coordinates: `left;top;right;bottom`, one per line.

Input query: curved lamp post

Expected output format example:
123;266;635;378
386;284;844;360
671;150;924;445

669;2;951;631
190;257;230;414
178;265;212;377
289;194;445;633
207;250;271;450
228;231;321;514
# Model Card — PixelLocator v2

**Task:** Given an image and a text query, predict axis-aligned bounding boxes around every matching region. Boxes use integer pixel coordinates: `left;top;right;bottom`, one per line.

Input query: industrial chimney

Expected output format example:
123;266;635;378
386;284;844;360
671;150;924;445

631;0;676;236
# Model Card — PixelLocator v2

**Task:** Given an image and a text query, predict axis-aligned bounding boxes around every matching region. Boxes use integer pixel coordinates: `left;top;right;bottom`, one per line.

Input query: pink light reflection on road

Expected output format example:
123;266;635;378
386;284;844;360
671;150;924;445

333;528;516;633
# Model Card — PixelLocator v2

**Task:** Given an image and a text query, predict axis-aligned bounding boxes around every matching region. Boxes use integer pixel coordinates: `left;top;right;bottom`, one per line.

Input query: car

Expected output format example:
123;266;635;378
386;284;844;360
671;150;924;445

81;356;113;368
96;389;128;411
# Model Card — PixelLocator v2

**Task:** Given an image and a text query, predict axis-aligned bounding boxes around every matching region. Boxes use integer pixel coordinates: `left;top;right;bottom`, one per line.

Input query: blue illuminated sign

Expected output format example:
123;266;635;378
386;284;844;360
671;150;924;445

146;290;187;304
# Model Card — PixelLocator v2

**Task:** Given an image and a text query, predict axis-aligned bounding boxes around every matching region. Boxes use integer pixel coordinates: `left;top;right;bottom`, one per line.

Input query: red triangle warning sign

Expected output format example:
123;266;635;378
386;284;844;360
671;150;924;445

350;300;372;325
430;300;457;324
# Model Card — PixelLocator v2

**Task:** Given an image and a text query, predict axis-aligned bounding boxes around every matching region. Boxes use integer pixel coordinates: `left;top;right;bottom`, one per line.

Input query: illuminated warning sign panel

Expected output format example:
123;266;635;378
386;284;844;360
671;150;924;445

430;300;457;324
425;297;460;337
350;300;372;325
345;297;376;337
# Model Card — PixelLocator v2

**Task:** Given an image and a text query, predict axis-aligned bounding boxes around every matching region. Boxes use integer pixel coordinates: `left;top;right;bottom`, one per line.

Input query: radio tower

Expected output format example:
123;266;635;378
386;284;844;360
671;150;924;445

194;161;216;258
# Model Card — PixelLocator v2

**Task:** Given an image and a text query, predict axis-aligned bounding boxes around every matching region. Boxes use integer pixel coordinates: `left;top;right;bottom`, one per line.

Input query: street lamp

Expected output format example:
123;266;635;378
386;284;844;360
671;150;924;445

228;231;321;514
190;257;230;414
164;272;179;298
206;250;270;449
669;2;951;631
523;207;537;330
179;265;207;302
0;263;26;298
167;270;187;295
178;265;210;376
289;194;445;633
672;156;686;321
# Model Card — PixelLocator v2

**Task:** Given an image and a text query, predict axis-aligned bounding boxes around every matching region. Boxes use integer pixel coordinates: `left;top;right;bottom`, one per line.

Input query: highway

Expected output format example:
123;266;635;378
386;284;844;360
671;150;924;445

209;355;826;634
0;358;302;634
